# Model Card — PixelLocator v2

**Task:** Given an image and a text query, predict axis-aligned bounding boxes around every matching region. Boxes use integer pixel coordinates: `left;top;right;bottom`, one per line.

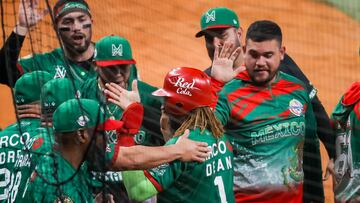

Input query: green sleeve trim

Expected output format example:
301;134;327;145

122;170;158;201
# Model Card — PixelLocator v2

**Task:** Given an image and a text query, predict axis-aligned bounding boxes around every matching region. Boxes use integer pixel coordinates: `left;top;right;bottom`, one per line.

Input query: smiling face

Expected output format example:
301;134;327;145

57;11;92;55
244;38;285;86
96;64;131;88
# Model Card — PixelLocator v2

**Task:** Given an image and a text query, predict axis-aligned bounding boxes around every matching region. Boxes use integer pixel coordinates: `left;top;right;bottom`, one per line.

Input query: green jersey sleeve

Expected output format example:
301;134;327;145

122;170;157;202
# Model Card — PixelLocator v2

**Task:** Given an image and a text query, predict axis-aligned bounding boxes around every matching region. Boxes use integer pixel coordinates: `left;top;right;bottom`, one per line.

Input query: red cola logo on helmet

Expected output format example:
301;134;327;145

172;77;196;96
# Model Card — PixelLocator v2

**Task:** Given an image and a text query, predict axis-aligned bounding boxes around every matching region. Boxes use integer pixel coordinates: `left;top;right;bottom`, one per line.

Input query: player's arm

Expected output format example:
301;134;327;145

122;146;185;202
280;53;335;159
302;100;324;202
111;130;209;170
0;0;47;87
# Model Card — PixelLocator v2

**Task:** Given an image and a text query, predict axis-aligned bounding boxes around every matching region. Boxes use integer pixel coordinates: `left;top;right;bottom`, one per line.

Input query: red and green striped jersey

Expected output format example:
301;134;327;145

214;71;317;203
145;128;235;203
332;82;360;202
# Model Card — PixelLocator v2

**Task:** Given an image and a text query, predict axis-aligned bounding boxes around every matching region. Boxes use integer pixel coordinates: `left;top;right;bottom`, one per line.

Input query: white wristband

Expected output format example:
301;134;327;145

13;24;28;36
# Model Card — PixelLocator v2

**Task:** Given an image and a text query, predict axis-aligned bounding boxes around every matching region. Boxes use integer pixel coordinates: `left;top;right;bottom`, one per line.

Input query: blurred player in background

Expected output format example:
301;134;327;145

331;82;360;202
211;20;317;202
0;71;52;203
196;7;329;202
122;67;234;203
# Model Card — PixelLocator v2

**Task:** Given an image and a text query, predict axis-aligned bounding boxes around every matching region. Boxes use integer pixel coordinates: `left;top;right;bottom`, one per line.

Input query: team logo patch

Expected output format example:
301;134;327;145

169;76;198;96
32;138;44;150
54;65;67;78
289;99;303;116
205;10;216;23
233;19;238;25
77;115;90;127
112;44;123;56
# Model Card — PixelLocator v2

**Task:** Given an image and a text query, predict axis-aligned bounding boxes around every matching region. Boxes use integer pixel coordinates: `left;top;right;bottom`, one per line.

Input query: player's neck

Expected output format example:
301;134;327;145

58;145;84;168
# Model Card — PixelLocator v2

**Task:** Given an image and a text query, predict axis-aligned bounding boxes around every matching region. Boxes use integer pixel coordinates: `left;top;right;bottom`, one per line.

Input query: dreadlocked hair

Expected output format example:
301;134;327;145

174;107;224;138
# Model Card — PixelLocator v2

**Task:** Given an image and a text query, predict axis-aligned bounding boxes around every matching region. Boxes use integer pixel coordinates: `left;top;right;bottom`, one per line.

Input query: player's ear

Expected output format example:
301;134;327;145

280;46;286;60
76;130;88;144
236;27;243;41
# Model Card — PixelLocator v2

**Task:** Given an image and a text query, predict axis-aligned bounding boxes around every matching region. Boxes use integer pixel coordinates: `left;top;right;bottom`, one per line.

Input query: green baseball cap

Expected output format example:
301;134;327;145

195;7;240;38
94;35;136;67
53;98;124;133
41;78;77;113
14;71;52;105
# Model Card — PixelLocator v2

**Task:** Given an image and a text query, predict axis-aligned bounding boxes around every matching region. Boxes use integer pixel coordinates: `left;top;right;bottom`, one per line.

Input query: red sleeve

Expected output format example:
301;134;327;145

210;77;225;109
342;82;360;106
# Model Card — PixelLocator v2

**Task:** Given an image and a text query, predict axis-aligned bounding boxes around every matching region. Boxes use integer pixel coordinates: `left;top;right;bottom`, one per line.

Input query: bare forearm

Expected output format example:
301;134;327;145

113;145;181;170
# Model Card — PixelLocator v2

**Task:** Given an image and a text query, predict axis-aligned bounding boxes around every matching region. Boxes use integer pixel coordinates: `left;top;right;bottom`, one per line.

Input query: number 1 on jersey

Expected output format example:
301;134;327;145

214;176;227;203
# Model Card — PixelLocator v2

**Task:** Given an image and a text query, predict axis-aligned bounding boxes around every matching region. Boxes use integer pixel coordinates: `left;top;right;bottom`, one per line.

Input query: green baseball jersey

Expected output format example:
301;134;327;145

25;153;95;203
214;71;317;202
81;76;162;202
80;77;163;146
18;48;97;89
0;118;50;203
332;89;360;202
145;128;234;203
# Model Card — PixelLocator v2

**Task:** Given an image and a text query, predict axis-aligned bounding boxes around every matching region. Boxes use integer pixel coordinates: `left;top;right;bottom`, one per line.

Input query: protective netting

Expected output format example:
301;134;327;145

0;0;359;203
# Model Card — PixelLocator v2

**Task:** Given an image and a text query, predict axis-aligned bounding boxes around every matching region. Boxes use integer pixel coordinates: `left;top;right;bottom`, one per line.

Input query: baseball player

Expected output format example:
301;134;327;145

121;67;234;203
82;35;163;146
210;20;317;202
331;82;360;202
196;7;328;202
24;98;124;202
0;0;139;119
0;71;52;203
6;77;78;203
81;35;162;202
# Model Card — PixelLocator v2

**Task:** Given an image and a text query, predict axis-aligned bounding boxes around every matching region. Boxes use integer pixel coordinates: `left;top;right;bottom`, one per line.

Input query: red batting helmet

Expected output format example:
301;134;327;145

152;67;212;115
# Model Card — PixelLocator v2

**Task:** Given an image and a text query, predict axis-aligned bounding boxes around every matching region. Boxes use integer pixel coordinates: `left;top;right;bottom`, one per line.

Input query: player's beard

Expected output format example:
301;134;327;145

61;31;92;57
249;68;279;87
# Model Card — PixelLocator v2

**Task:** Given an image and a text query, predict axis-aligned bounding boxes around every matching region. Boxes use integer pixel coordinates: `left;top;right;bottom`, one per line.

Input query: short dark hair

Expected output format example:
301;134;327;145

245;20;282;46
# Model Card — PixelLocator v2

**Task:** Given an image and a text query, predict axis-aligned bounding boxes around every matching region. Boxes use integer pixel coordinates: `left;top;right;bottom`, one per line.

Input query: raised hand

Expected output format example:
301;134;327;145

16;103;41;119
211;42;244;83
18;0;48;28
175;129;211;162
104;80;141;110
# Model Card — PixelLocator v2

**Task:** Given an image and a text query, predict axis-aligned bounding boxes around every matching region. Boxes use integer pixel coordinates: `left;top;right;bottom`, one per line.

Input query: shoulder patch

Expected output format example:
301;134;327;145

32;137;44;150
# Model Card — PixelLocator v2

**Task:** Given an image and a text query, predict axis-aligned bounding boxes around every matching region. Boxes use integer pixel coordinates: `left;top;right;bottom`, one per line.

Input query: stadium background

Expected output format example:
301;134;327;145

0;0;359;202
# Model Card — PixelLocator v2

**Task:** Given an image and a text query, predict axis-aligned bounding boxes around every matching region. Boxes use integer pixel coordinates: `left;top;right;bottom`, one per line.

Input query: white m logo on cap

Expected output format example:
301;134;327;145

112;44;123;56
205;10;216;23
